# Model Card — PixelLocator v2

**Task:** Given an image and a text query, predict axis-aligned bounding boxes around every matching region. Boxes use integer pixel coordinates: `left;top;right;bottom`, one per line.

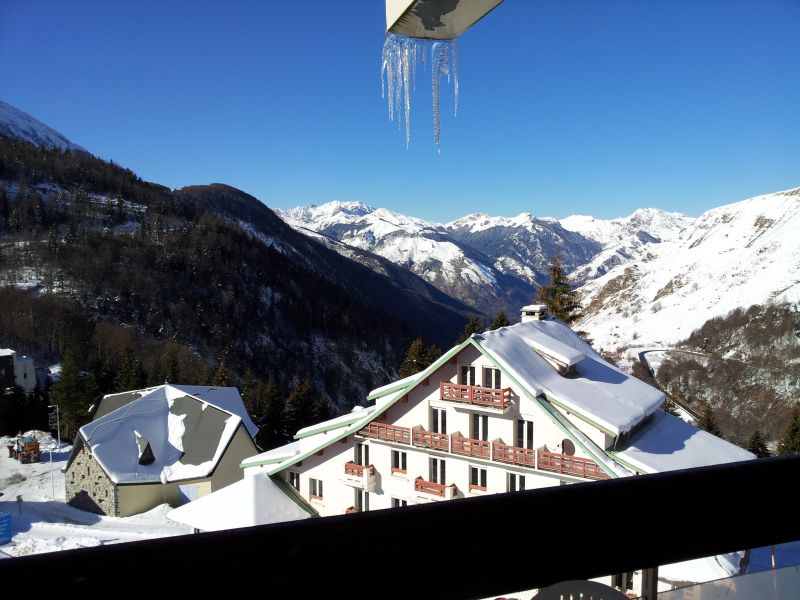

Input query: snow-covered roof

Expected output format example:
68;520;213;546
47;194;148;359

79;384;253;485
476;320;664;435
521;304;547;312
94;385;258;438
614;410;754;474
0;348;15;357
294;405;377;439
167;474;313;531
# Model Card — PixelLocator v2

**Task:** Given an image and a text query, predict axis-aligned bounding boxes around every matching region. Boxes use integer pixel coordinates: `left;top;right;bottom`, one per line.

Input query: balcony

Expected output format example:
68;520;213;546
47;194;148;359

342;461;378;491
538;451;609;480
451;434;490;459
439;381;512;410
414;476;457;500
492;441;536;468
412;427;449;452
357;422;410;445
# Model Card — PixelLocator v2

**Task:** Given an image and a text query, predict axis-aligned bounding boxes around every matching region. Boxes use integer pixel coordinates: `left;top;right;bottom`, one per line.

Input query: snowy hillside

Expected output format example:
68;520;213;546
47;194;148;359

446;212;600;286
278;201;533;315
577;188;800;351
560;208;693;283
0;101;87;153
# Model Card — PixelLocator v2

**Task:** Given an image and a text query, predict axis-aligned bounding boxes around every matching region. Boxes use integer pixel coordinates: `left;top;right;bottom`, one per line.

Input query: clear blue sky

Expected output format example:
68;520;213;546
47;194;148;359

1;1;798;222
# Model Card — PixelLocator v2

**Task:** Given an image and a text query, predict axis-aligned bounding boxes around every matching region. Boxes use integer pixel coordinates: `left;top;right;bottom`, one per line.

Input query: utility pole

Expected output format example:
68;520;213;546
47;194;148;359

48;405;60;449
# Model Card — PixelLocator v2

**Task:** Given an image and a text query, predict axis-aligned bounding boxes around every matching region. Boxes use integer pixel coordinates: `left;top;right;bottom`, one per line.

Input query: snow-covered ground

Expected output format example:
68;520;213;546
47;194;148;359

0;432;191;558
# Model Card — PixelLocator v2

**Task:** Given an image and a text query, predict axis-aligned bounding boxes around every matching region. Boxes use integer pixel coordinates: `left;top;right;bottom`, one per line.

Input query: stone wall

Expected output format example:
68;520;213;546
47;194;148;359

65;438;119;516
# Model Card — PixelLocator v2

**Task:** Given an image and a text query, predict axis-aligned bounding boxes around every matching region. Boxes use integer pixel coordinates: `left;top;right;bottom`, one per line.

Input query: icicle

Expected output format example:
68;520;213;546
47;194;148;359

381;33;460;149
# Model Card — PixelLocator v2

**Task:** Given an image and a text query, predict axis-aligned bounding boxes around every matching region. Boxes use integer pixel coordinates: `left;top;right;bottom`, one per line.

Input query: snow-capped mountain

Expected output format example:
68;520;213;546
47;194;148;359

278;201;534;316
560;208;694;283
578;188;800;351
0;101;87;153
446;212;601;286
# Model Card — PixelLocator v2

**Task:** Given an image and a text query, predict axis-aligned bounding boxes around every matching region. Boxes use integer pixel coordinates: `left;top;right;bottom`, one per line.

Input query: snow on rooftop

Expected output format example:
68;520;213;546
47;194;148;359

615;410;754;474
478;320;664;435
0;348;15;356
166;385;258;438
167;474;312;531
80;385;246;484
241;440;302;468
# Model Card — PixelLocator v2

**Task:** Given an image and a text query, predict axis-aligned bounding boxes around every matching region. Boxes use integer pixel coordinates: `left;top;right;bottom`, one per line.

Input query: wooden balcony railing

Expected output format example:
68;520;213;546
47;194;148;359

440;381;512;410
345;506;356;514
412;428;449;452
344;462;376;477
451;435;490;459
492;441;536;467
358;422;411;445
414;477;456;498
538;451;609;480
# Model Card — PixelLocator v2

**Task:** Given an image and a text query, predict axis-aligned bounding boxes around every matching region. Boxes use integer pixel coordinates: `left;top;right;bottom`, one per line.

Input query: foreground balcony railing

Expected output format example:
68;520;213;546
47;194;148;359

3;456;799;599
451;434;490;459
357;422;410;445
492;441;535;467
440;381;512;410
538;450;610;480
412;427;449;452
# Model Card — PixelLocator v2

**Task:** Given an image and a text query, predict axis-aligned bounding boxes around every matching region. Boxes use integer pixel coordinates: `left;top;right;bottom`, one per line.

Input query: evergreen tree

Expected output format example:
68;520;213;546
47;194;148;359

536;253;582;325
489;310;510;330
399;338;442;378
257;377;285;449
777;404;800;456
50;351;87;439
211;359;229;387
423;343;443;368
283;378;322;439
456;316;484;344
698;405;723;438
746;429;770;458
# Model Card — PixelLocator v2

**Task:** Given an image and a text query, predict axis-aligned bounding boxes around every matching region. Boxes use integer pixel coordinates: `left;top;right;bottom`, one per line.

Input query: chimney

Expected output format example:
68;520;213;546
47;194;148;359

521;304;548;322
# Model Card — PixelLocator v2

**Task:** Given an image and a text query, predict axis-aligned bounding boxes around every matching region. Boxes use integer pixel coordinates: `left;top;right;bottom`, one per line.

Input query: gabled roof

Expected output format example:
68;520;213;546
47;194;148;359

167;474;315;531
612;410;754;474
477;321;665;435
79;384;252;485
93;385;258;438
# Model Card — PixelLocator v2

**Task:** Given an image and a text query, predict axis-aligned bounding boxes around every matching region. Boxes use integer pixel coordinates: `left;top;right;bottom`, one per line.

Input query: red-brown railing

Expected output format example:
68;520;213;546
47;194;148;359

451;435;490;459
391;467;407;475
413;429;449;452
538;451;609;480
415;477;449;497
358;422;411;445
345;506;356;514
344;461;376;477
492;441;536;467
440;381;512;410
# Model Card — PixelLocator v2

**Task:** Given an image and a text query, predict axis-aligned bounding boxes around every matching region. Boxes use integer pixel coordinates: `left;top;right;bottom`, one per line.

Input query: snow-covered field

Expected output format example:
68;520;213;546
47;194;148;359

0;432;191;558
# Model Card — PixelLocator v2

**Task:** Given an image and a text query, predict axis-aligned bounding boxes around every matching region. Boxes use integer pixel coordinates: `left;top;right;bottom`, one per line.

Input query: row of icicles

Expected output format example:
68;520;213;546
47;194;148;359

381;33;458;149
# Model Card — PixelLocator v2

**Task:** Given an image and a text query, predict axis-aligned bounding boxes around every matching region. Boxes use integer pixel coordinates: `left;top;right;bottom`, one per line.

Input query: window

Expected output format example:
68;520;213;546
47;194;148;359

354;489;369;512
429;457;446;484
392;498;408;508
483;367;501;389
507;473;525;492
516;420;534;449
471;413;488;441
431;407;447;434
391;450;407;474
288;471;300;491
469;466;487;491
355;442;369;466
309;478;323;500
459;365;475;386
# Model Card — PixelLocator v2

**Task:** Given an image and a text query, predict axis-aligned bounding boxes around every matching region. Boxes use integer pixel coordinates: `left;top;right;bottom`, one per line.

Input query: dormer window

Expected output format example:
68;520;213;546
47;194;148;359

529;338;584;377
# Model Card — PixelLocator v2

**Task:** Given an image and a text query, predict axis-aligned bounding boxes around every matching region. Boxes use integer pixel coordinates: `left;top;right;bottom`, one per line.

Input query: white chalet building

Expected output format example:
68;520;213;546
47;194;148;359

241;307;753;587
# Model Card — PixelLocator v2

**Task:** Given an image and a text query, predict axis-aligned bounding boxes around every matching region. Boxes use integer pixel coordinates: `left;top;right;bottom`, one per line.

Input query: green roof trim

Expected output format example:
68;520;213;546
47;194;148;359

294;410;370;440
607;450;650;475
543;395;616;438
270;474;320;517
366;373;417;400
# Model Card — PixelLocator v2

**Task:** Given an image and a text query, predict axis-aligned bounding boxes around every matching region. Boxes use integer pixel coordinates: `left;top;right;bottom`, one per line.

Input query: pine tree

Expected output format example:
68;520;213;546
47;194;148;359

777;404;800;456
50;351;87;440
536;253;582;325
489;310;510;330
698;405;723;438
399;338;443;378
746;429;770;458
211;359;229;387
456;316;484;344
283;378;322;439
257;377;285;449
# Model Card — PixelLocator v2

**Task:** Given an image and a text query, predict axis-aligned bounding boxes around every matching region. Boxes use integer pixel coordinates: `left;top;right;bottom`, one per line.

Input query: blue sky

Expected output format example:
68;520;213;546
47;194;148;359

1;1;798;222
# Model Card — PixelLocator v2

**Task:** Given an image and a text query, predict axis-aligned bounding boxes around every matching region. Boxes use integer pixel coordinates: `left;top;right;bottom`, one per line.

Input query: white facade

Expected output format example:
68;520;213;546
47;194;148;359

0;348;37;393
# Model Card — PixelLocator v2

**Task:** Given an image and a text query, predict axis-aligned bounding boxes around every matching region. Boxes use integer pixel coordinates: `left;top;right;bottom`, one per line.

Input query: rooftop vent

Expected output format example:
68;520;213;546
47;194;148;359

521;304;548;322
